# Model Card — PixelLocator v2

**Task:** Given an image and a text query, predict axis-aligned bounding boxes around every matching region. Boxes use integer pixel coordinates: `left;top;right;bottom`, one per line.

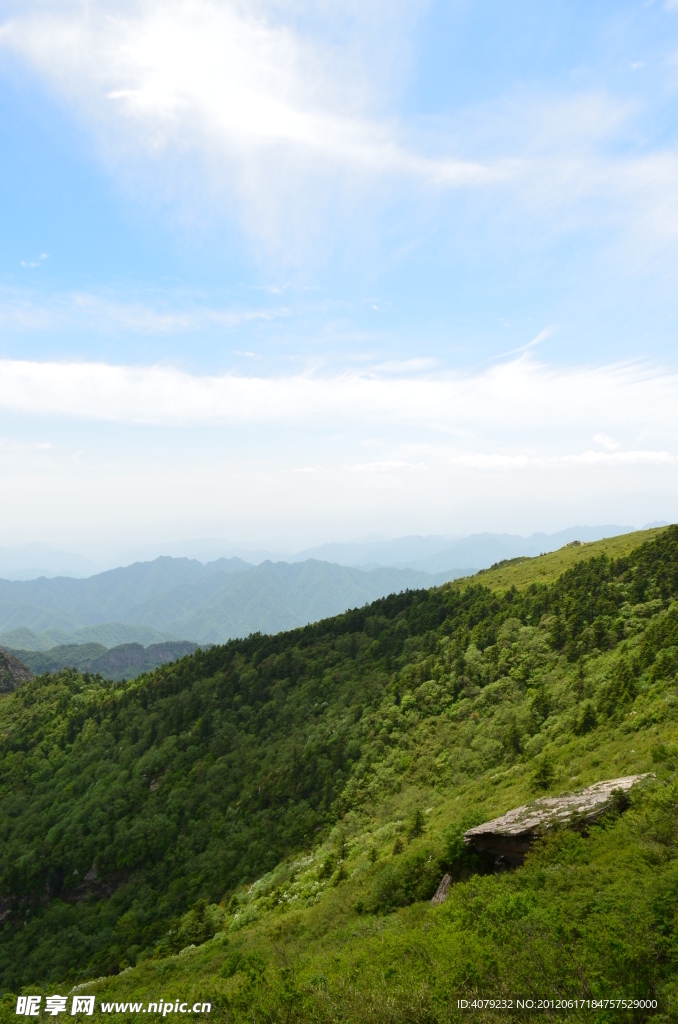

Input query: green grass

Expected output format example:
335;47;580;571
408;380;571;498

2;526;678;1022
64;780;678;1023
456;525;668;592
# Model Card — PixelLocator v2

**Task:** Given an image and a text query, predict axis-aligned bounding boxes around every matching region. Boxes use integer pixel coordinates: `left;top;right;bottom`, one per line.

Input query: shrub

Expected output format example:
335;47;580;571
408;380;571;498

171;900;226;952
444;820;484;879
364;848;442;913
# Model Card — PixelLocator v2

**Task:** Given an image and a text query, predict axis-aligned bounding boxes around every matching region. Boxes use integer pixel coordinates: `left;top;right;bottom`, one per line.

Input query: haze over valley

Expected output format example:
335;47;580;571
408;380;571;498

0;524;643;652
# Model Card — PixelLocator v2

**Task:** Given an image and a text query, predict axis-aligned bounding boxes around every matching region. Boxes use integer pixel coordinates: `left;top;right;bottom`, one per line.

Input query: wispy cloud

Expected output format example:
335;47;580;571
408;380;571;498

0;1;502;189
20;253;48;268
0;289;287;334
0;437;52;452
372;358;438;373
335;449;678;486
495;326;558;361
1;2;678;266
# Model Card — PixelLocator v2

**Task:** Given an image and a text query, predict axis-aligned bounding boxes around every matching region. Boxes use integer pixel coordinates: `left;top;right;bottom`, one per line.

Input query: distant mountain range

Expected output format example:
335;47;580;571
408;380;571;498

0;524;650;580
0;557;461;649
0;526;658;651
291;525;637;573
0;543;99;581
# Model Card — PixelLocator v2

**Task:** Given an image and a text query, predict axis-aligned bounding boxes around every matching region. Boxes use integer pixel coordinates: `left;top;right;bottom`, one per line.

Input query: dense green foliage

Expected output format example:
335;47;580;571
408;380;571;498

2;527;678;1020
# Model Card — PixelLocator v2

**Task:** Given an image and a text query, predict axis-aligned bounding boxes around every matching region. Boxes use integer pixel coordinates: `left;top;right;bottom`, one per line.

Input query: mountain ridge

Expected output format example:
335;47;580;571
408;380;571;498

0;558;464;648
5;640;200;682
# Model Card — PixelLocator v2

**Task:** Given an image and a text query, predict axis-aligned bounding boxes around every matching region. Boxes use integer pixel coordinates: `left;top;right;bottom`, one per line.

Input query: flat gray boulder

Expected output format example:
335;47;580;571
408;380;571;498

464;774;651;867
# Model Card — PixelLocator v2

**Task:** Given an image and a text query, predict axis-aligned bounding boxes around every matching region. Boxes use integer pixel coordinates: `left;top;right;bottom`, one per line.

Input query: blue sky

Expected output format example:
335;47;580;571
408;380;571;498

0;0;677;555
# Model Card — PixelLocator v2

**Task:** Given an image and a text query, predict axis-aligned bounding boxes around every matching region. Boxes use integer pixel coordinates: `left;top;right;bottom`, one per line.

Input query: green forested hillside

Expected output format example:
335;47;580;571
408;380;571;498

1;527;678;1021
6;640;199;682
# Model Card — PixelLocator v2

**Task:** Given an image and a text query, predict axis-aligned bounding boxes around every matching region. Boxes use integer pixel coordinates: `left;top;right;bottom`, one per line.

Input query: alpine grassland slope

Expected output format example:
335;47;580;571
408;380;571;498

1;526;678;1022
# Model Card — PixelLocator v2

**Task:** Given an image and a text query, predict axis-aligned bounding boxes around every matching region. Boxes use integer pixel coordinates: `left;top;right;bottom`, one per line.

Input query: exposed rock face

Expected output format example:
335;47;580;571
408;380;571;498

63;866;120;904
0;896;12;923
431;873;451;906
0;648;33;693
464;775;652;868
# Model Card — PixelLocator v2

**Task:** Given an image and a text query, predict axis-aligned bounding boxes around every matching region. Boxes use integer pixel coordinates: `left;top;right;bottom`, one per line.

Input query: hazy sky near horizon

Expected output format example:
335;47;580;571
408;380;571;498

1;0;678;550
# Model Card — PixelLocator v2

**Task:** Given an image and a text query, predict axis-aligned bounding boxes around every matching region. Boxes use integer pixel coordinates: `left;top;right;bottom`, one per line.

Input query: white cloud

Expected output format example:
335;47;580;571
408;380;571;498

372;358;438;373
593;432;621;451
0;355;675;547
0;1;499;187
0;354;676;452
2;2;678;262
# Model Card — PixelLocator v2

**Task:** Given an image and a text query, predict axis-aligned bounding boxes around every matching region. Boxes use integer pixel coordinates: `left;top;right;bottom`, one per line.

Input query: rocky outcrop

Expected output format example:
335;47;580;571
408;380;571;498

0;648;33;693
62;864;123;904
464;775;652;868
431;874;451;905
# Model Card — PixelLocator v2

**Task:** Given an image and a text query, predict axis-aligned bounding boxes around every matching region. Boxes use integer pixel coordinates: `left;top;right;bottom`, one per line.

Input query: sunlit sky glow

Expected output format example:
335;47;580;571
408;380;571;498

1;0;677;553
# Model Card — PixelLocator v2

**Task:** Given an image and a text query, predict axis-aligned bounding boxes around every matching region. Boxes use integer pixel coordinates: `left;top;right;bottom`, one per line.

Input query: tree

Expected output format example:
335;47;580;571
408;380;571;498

532;753;555;790
408;809;425;839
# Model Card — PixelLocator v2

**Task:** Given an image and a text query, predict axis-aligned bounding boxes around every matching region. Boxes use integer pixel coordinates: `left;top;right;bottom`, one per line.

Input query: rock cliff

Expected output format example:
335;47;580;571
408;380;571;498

0;648;33;693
